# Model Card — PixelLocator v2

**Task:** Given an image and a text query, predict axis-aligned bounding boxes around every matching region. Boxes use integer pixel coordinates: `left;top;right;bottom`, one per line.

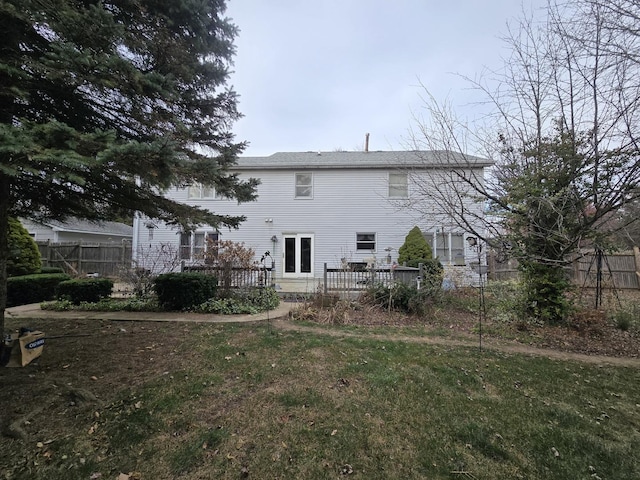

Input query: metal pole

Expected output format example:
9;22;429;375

596;247;603;308
478;246;483;351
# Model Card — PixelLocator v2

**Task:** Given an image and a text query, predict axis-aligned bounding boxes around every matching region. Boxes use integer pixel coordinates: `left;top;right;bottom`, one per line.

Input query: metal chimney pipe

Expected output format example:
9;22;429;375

365;133;370;152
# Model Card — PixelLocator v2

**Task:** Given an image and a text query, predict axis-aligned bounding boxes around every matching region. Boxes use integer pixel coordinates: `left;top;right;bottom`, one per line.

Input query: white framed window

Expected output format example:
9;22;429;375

187;183;225;200
295;173;313;198
180;231;219;260
388;172;408;198
356;232;376;252
424;231;465;265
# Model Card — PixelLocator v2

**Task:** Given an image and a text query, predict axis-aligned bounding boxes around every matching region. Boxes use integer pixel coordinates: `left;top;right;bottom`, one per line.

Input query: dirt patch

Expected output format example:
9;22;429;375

284;300;640;366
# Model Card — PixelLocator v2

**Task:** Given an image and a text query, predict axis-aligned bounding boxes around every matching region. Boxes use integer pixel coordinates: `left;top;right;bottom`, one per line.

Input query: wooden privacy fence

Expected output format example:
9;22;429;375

573;248;640;290
487;247;640;290
37;241;132;278
323;263;421;294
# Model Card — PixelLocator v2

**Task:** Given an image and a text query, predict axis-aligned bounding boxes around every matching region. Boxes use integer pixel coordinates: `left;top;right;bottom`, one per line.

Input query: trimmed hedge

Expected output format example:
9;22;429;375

7;273;71;307
56;278;114;304
40;267;65;274
154;272;217;311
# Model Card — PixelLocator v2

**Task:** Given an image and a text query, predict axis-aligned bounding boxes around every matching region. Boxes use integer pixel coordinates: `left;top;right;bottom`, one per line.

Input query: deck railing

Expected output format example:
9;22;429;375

182;264;274;289
323;263;420;294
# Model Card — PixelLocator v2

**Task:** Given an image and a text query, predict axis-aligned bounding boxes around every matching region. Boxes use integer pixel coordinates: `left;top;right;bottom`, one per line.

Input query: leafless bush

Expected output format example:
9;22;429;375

119;243;181;297
203;240;259;296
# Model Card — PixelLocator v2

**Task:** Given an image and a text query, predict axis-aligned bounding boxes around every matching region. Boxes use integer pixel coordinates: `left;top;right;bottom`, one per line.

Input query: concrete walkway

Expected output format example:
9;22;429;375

5;301;295;324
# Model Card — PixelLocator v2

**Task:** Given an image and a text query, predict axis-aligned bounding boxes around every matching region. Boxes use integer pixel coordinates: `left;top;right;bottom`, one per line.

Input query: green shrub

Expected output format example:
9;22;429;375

40;266;65;274
154;272;217;311
398;226;433;267
7;273;71;307
56;278;114;304
609;304;638;332
193;287;280;314
484;280;530;324
420;258;444;291
7;218;41;276
193;297;259;315
234;287;280;311
41;297;162;312
519;262;572;324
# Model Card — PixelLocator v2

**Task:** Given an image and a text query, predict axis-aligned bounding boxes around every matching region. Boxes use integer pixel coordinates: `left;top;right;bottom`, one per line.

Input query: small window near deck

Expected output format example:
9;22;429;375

356;233;376;251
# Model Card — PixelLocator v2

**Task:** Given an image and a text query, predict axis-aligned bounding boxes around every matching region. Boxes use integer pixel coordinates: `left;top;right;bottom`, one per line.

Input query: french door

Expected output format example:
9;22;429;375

283;234;314;276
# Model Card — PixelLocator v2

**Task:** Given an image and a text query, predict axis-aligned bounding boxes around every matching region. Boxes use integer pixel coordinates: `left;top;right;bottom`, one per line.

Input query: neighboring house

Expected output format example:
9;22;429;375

132;150;493;291
21;218;133;244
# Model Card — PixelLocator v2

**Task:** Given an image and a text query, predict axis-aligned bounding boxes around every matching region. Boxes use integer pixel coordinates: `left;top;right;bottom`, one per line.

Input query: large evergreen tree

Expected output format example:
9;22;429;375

0;1;258;336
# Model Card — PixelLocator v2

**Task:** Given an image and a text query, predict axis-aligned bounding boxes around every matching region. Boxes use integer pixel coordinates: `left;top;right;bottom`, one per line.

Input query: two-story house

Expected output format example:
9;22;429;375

132;150;492;291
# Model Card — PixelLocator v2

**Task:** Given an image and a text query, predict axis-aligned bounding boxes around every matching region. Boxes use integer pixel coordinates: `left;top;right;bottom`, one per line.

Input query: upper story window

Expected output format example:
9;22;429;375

187;183;224;200
295;173;313;198
388;173;408;198
356;232;376;252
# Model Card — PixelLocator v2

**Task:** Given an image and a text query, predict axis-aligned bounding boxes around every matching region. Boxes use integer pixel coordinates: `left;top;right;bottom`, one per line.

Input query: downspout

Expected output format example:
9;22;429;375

131;212;140;265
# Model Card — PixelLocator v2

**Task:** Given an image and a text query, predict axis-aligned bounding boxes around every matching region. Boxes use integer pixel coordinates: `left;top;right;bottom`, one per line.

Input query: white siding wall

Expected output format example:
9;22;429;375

21;220;56;242
53;232;130;243
135;166;487;289
22;220;130;243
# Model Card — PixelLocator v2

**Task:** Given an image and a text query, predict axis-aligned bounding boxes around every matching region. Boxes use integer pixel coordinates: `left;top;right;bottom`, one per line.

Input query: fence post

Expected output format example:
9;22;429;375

324;263;328;295
77;243;83;274
573;252;581;285
634;246;640;290
487;251;495;281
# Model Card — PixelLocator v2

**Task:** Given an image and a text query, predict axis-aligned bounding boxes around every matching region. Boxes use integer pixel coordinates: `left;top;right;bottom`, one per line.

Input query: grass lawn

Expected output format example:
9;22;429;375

1;317;639;479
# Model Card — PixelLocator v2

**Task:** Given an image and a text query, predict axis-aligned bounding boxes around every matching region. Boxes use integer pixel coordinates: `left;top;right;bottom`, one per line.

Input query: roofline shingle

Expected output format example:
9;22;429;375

232;150;494;170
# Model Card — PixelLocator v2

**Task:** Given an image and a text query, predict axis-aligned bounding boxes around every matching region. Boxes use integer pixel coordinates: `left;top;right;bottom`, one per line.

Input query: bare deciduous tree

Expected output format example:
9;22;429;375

403;0;640;322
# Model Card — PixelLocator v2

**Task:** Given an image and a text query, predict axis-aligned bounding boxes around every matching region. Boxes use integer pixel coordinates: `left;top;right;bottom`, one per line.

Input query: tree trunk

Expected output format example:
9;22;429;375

0;173;9;339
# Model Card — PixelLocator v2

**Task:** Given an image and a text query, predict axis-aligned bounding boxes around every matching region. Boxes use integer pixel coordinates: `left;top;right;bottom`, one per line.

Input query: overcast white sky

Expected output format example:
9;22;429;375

225;1;546;157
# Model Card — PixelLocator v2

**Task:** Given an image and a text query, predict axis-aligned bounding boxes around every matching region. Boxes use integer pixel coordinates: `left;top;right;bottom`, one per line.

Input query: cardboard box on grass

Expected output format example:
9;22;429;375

4;331;46;367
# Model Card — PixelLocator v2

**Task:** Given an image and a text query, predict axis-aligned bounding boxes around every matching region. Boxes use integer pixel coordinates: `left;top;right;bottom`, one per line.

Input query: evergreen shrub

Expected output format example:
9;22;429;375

398;226;433;267
56;278;114;304
154;272;217;311
7;218;42;276
40;267;65;274
519;262;572;324
7;273;71;307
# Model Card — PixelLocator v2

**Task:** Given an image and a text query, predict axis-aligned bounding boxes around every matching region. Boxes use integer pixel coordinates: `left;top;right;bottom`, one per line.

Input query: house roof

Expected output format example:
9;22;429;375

34;218;133;237
233;150;493;170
